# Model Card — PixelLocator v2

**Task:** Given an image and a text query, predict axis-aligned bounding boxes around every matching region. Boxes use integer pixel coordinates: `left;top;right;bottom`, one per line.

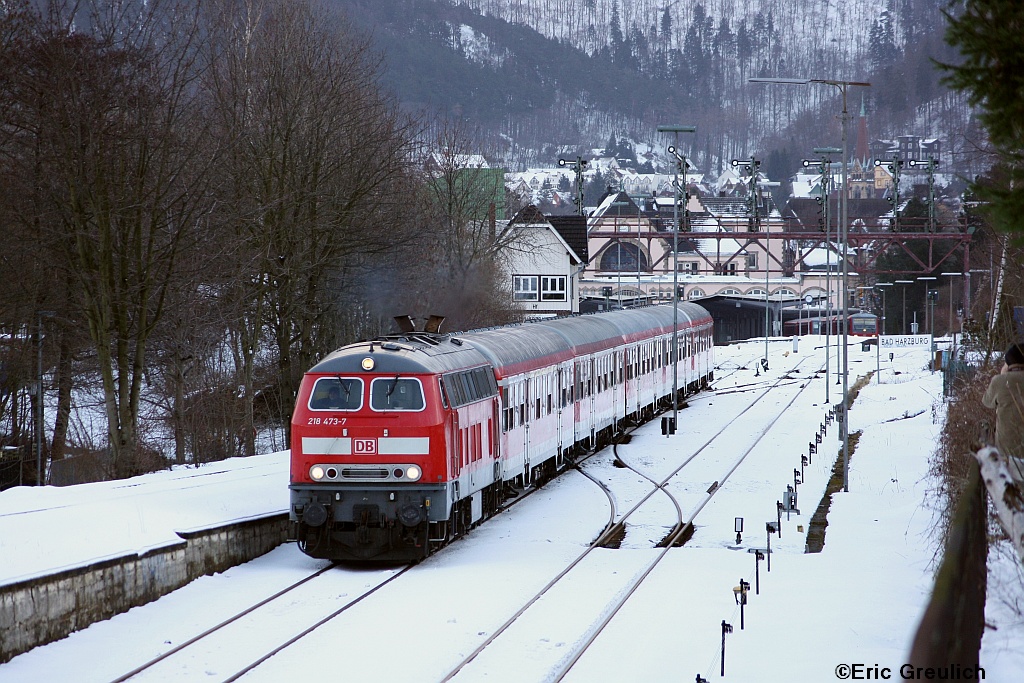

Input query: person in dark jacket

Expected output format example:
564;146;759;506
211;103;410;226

982;342;1024;482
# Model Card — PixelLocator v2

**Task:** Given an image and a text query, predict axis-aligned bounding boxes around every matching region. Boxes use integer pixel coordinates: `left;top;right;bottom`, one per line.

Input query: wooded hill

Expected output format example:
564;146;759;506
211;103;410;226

336;0;973;175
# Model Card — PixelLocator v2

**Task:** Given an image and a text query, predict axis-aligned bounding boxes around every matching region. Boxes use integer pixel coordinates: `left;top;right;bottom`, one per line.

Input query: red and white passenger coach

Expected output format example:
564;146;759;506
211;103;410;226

289;302;714;561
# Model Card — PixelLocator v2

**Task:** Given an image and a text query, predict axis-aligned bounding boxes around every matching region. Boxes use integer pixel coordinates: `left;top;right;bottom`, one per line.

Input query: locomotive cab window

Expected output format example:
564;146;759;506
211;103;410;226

309;377;363;411
370;377;425;411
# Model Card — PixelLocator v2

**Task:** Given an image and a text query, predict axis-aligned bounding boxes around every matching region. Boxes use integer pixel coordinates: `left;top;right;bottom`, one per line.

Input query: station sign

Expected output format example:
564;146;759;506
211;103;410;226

880;334;931;348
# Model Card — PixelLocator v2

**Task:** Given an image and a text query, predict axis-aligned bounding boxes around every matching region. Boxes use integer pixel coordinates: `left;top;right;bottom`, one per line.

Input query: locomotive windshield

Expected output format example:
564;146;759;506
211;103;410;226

309;377;363;410
851;316;876;334
370;377;425;411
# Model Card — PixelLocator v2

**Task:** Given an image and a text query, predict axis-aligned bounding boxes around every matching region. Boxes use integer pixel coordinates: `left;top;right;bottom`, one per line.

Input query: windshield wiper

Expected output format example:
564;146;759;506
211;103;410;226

337;375;353;400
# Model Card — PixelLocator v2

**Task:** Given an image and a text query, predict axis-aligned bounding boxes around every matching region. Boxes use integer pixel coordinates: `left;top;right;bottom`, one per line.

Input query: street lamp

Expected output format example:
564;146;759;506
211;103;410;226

557;156;589;216
918;276;938;356
750;76;871;494
876;283;893;335
803;148;840;402
941;272;963;340
658;124;697;435
895;280;914;334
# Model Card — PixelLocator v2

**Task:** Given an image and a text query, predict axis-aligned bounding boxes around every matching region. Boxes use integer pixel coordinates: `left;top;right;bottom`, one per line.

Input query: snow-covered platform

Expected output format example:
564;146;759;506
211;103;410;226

0;452;289;662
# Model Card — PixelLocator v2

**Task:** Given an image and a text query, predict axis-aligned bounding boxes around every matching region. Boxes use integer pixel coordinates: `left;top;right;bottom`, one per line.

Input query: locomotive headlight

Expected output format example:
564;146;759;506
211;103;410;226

361;357;375;371
310;465;326;481
405;465;422;481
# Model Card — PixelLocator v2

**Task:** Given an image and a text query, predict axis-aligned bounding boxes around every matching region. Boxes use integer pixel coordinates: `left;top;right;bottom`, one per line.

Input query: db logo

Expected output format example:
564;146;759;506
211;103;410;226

354;439;377;454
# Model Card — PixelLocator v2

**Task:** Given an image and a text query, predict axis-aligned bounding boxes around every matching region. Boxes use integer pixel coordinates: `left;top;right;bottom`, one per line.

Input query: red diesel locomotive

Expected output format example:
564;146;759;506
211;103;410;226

289;303;714;561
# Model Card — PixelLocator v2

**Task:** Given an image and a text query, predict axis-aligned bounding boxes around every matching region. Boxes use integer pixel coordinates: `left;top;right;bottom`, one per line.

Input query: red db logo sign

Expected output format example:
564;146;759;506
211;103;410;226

354;439;376;454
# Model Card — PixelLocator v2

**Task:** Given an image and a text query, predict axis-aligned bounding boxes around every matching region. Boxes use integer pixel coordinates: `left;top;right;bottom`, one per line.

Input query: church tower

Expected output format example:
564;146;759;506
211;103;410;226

854;94;870;167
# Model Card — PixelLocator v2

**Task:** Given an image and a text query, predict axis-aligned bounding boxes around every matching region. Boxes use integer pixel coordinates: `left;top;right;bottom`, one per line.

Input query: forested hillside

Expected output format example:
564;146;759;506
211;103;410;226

336;0;974;175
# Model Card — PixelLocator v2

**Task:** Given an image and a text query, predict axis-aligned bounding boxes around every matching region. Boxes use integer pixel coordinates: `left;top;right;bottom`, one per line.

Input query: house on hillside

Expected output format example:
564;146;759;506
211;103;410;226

502;206;586;318
869;135;942;167
424;154;509;221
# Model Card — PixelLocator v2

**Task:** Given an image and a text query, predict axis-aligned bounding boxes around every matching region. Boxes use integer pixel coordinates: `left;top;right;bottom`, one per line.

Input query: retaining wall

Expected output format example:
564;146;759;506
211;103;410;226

0;512;289;664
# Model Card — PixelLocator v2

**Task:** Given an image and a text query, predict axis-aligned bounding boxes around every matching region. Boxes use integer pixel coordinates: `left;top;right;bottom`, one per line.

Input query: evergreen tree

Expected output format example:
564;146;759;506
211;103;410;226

617;137;637;163
605;132;618;157
609;0;630;65
660;7;673;43
583;169;608;206
736;20;752;80
714;17;734;58
869;10;900;71
630;23;647;71
940;0;1024;236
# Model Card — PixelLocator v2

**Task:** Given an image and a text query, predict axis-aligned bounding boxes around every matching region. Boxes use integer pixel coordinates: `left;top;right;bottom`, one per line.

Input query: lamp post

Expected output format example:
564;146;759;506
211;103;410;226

941;272;963;341
876;282;893;335
750;76;871;494
919;276;938;361
803;148;840;401
895;280;914;334
658;125;697;435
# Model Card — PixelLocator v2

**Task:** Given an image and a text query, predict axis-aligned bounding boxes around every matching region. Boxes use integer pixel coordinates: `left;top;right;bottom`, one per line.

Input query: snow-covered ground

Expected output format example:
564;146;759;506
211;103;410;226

0;453;287;585
2;336;1022;682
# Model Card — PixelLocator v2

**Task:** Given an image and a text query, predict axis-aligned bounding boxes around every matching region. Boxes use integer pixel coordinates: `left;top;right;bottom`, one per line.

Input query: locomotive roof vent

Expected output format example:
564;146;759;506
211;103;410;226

393;314;445;334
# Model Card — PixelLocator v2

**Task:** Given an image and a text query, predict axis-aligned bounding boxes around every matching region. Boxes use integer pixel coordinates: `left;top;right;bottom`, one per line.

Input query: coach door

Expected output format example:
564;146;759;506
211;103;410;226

450;411;461;481
555;366;563;457
492;400;501;482
521;378;532;486
587;357;596;444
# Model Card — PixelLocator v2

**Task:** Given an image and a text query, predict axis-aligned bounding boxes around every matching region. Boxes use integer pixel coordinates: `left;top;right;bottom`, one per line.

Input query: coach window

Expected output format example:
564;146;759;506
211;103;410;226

370;377;425;411
309;377;363;411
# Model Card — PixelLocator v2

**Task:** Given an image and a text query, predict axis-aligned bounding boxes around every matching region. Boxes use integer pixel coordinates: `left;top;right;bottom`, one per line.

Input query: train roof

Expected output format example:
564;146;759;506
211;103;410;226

307;303;712;379
460;303;711;377
308;337;491;376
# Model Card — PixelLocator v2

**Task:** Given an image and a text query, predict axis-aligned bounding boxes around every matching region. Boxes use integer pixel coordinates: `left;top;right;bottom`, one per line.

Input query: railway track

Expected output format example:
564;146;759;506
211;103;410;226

109;564;409;682
109;440;614;682
438;355;826;682
104;353;829;683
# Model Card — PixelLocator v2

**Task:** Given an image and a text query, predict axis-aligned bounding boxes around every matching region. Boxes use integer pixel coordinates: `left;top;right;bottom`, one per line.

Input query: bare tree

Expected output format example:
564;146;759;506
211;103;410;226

0;0;217;477
414;117;530;330
202;0;421;445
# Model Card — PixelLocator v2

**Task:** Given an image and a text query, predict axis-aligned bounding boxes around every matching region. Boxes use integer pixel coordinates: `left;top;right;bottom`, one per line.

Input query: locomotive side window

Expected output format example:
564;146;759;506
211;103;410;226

370;377;425;411
442;367;498;410
309;377;363;411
